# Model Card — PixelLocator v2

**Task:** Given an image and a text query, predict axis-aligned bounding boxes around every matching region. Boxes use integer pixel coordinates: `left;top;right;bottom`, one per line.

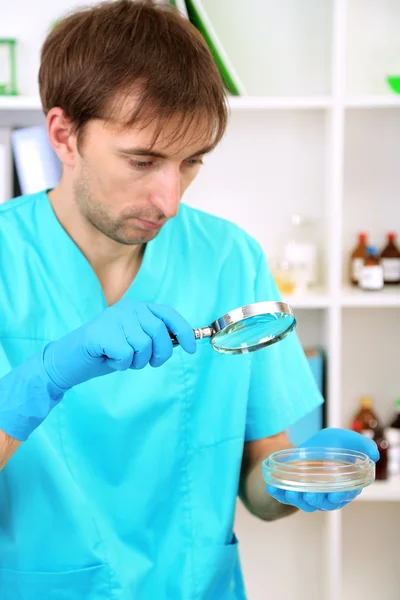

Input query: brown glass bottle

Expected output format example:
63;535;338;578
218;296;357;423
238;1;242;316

350;396;380;438
349;232;368;285
373;427;389;480
381;232;400;284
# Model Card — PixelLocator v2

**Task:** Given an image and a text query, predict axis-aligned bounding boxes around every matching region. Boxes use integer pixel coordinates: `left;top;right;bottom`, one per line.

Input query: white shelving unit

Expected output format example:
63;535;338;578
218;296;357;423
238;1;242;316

357;477;400;501
0;96;42;110
1;1;399;599
4;94;400;111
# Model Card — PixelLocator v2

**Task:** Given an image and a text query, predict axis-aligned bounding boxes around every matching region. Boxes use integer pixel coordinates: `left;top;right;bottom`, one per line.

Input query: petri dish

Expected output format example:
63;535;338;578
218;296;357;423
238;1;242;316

262;447;375;494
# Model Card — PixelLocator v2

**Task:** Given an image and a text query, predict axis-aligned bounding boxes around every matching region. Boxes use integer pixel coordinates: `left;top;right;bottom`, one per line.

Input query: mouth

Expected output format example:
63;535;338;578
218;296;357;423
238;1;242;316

131;217;166;231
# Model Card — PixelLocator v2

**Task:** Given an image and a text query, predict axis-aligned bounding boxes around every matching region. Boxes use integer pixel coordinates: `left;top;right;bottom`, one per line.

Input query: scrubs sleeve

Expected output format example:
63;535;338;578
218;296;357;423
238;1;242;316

0;341;11;379
245;250;324;441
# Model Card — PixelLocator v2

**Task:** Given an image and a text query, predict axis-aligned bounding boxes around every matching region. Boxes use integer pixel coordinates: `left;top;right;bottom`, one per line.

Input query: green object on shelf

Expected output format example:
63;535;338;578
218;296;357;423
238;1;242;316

184;0;246;96
0;38;18;96
387;75;400;94
168;0;188;18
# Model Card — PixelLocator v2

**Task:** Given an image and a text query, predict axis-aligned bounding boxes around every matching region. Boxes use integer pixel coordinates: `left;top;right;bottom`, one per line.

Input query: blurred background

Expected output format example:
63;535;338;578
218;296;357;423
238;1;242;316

1;0;400;599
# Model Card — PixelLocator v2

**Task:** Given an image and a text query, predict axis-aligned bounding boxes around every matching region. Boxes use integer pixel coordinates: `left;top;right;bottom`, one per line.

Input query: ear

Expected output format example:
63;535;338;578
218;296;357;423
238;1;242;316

46;107;78;167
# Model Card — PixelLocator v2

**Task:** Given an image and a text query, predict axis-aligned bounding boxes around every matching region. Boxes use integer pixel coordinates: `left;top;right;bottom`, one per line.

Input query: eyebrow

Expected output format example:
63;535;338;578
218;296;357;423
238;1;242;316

118;146;214;159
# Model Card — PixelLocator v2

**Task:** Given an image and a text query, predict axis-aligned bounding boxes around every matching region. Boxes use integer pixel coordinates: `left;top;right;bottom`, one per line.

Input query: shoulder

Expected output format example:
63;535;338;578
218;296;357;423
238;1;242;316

0;190;44;214
0;192;46;286
0;191;45;236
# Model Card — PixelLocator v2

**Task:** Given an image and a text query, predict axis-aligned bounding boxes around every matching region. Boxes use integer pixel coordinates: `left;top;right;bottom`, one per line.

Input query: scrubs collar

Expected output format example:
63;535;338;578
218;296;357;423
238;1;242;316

37;190;174;322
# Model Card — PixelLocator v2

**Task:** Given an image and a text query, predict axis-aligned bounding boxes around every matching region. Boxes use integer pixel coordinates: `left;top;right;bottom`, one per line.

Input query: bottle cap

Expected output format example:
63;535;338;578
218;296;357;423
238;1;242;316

359;232;368;242
360;396;373;408
388;232;397;242
395;398;400;410
366;246;378;256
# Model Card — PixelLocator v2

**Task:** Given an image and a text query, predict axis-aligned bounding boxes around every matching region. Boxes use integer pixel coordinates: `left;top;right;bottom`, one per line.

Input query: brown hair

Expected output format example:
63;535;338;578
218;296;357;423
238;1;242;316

39;0;228;149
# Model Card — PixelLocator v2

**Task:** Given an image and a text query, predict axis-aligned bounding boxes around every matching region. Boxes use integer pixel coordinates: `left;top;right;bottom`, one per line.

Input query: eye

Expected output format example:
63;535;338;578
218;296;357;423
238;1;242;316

184;158;204;167
128;159;154;170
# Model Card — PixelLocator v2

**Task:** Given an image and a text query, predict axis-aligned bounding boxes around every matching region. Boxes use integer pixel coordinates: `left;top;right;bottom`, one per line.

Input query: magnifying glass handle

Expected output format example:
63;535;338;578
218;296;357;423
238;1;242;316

170;327;214;347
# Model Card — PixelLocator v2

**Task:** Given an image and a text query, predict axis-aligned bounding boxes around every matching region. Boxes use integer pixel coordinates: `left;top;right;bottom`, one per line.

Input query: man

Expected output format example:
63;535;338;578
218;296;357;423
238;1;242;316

0;2;378;599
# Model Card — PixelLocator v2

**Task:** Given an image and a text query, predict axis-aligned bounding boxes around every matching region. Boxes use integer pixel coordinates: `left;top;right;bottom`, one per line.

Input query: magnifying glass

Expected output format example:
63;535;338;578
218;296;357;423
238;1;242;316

171;301;296;355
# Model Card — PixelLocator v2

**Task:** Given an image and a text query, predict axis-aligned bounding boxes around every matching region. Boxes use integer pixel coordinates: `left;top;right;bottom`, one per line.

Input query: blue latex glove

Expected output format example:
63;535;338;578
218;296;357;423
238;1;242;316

266;428;380;512
0;299;196;440
42;298;196;388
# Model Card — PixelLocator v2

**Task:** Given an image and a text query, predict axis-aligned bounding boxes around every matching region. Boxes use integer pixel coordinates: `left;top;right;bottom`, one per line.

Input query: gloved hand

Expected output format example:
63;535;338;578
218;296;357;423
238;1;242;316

266;428;380;512
43;298;196;389
0;299;196;441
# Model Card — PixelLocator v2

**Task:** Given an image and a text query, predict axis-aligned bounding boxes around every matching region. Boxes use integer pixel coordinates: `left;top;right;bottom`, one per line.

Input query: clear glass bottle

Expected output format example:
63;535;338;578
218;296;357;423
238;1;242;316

271;259;295;295
282;214;318;294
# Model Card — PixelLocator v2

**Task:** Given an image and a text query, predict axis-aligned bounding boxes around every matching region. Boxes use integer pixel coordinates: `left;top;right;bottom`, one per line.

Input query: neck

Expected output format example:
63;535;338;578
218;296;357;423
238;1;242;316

47;183;144;305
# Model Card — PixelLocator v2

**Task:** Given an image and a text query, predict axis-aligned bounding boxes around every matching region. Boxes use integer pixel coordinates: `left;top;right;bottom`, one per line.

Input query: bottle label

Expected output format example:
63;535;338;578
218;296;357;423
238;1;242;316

352;258;364;281
388;454;400;476
359;265;384;290
386;427;400;445
381;258;400;282
361;429;374;439
386;428;400;476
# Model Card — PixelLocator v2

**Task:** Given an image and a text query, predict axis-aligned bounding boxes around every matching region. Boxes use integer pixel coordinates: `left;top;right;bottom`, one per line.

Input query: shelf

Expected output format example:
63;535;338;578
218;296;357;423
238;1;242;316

341;286;400;307
345;95;400;109
281;287;400;309
281;288;331;309
0;95;333;112
0;96;42;110
3;95;400;113
357;477;400;501
228;96;332;110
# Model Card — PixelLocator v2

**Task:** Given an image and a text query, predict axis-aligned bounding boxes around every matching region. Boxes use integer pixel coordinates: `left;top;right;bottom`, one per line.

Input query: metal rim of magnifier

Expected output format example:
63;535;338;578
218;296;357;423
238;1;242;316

209;301;297;355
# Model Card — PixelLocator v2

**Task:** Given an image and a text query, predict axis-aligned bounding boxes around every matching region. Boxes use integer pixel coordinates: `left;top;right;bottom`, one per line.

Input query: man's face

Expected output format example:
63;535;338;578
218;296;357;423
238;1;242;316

70;113;213;245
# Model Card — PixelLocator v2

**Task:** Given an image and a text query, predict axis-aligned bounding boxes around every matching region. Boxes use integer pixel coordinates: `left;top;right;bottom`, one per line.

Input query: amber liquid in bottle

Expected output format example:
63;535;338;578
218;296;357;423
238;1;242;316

350;232;367;285
351;397;380;438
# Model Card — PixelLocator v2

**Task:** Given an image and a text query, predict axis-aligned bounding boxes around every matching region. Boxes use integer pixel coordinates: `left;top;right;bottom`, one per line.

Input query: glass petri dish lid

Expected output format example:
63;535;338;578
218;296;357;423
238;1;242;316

262;447;375;493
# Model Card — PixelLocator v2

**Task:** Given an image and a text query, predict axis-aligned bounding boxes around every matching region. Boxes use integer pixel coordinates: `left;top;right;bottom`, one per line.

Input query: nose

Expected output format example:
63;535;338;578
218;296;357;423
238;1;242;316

151;167;181;219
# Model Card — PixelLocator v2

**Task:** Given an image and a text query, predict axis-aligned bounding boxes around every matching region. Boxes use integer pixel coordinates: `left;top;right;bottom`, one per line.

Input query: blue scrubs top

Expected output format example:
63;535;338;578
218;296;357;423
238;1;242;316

0;191;323;600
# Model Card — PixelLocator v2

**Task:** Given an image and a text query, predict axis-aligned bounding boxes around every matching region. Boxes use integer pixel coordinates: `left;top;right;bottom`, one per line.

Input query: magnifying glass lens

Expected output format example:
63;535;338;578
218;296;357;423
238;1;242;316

211;312;296;355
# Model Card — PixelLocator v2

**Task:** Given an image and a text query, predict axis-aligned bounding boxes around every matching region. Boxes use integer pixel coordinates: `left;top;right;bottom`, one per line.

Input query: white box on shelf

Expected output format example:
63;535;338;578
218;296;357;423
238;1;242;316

11;125;61;195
